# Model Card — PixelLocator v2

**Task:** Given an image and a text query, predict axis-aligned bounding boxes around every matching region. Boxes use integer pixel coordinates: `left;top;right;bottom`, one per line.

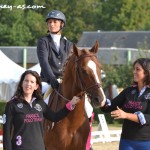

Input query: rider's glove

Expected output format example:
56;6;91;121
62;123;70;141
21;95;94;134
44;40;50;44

49;77;59;89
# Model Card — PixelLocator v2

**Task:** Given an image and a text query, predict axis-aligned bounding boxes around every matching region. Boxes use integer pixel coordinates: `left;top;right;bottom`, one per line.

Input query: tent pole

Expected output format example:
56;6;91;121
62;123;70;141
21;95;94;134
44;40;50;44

127;50;131;65
23;48;27;69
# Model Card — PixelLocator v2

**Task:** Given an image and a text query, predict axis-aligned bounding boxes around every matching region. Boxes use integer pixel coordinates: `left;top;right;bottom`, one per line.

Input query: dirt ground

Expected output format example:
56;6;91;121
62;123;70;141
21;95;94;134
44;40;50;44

92;141;119;150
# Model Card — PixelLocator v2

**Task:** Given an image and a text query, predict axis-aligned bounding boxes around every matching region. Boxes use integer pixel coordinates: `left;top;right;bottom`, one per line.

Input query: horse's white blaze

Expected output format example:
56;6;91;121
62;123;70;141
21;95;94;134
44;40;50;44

87;60;100;83
87;60;106;106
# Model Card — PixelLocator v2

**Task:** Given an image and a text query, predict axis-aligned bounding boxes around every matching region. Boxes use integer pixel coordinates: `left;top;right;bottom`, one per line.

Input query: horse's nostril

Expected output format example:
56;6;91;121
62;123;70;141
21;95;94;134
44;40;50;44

94;97;99;103
97;83;101;88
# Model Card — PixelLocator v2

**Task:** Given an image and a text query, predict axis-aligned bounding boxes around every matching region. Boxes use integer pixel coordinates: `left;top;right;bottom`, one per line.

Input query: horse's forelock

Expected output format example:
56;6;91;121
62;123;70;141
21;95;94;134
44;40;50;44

81;49;90;53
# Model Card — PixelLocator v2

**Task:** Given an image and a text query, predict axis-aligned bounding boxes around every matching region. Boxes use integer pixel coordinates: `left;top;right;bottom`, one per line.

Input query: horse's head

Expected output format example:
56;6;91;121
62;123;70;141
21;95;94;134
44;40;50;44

72;41;106;108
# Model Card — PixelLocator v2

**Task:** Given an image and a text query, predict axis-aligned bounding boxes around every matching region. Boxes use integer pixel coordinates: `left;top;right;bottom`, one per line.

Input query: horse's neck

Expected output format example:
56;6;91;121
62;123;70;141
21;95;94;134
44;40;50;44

61;79;88;124
61;79;81;99
61;79;85;111
61;80;85;110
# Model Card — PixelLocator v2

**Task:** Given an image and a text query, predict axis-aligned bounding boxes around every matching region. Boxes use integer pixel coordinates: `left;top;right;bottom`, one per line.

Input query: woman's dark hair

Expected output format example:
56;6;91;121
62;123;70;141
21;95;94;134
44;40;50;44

133;58;150;86
13;70;42;100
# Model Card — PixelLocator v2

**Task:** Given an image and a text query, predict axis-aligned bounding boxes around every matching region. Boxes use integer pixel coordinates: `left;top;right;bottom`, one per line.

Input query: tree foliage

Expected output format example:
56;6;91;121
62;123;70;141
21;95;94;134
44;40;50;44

0;0;150;45
102;64;133;89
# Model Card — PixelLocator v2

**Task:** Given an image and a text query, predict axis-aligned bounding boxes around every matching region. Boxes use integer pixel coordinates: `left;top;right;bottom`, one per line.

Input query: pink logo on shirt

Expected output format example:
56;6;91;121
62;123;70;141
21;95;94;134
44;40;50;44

124;101;142;110
24;113;42;123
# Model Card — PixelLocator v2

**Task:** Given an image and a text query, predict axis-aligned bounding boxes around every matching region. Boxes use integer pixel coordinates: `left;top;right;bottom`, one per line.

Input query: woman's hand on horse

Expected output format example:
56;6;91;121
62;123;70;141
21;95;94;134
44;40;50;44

70;96;80;105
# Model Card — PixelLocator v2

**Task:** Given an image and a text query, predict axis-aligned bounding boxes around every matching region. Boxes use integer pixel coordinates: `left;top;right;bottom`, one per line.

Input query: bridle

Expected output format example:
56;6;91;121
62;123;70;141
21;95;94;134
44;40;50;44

54;53;101;101
75;54;101;95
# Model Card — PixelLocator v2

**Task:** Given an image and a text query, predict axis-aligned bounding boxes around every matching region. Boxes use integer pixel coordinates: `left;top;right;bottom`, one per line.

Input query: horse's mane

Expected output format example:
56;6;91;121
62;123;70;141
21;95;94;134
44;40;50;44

61;51;73;77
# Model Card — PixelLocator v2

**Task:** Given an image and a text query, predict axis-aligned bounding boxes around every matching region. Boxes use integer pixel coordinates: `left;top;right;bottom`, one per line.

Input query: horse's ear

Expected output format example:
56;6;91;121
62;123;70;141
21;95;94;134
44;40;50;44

90;40;99;53
73;43;82;56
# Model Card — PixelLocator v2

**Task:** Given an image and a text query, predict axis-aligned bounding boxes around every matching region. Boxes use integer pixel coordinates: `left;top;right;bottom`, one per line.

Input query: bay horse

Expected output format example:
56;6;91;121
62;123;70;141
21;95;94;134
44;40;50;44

44;41;106;150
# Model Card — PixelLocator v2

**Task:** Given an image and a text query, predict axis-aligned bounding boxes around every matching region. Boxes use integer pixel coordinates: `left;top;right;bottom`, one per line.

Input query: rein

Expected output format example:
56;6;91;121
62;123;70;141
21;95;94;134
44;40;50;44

54;89;84;102
54;89;70;101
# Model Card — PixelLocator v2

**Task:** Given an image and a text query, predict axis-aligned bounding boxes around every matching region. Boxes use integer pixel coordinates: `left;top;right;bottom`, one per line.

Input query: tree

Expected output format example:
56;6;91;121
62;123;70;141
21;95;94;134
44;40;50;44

98;0;150;31
0;0;32;45
0;0;150;46
102;64;133;89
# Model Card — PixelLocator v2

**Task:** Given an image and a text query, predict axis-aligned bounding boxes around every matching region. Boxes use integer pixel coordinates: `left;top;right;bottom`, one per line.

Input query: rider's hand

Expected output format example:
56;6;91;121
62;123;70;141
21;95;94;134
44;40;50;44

50;77;59;89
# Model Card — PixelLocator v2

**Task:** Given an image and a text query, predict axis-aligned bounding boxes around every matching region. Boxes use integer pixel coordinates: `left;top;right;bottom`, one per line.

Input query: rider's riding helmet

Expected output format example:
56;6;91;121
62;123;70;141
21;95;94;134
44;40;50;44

46;10;66;27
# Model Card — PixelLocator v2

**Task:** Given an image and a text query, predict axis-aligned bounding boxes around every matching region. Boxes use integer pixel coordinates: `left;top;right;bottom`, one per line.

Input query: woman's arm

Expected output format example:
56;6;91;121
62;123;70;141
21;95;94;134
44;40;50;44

37;37;55;80
100;89;127;113
44;96;80;122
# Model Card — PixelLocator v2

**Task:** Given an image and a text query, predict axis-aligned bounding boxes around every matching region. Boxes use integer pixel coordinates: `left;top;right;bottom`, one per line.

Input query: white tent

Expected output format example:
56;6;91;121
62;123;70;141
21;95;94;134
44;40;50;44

0;50;26;101
28;64;50;94
29;63;41;74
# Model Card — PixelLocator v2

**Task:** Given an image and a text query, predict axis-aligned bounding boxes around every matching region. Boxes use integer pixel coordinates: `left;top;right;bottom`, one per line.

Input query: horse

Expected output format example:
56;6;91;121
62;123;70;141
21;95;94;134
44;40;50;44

44;41;106;150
